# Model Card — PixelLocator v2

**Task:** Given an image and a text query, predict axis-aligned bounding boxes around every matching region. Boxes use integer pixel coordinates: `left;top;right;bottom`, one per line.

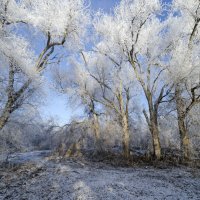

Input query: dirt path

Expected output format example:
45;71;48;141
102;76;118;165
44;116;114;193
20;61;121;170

0;152;200;200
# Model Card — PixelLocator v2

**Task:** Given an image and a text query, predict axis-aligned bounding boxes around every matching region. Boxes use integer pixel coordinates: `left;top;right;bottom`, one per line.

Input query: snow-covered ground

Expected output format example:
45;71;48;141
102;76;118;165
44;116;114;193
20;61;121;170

0;151;200;200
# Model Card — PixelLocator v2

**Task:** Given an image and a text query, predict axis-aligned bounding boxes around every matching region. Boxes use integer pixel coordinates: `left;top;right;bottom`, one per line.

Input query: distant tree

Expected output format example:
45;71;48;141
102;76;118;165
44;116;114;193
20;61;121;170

81;52;136;158
52;56;103;153
52;51;137;158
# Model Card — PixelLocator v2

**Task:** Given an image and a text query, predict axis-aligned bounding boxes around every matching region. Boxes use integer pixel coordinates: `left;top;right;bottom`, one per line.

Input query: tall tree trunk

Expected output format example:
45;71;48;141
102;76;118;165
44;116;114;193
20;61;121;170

150;116;161;160
175;85;190;160
178;116;190;160
93;113;102;153
144;102;161;160
118;87;130;159
121;114;130;158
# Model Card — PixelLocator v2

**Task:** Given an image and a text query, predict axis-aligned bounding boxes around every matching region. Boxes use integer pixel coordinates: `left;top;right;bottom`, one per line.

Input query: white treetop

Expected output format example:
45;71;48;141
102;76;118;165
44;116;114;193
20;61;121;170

165;0;200;84
0;0;89;76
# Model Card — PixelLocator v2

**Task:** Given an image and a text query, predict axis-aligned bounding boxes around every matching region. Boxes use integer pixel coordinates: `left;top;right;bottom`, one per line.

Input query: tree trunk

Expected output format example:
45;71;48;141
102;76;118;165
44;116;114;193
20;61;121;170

0;115;8;130
0;100;13;131
93;113;102;153
150;119;161;160
117;87;130;159
0;65;14;131
175;85;190;160
121;115;130;158
143;100;161;160
178;117;190;160
0;65;31;131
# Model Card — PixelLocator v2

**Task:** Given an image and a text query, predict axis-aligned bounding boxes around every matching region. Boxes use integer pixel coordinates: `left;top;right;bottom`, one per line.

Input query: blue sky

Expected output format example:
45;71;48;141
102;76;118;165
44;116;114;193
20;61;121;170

40;0;120;125
90;0;120;12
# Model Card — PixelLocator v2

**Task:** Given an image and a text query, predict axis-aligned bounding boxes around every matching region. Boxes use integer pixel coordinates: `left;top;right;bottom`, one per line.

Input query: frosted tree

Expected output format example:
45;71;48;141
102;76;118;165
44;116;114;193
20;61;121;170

52;55;103;153
93;0;173;159
164;0;200;160
0;0;89;130
81;52;136;158
52;50;137;158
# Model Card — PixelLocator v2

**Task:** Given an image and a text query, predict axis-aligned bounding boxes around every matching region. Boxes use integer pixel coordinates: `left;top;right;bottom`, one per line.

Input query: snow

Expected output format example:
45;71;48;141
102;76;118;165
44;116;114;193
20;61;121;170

0;151;200;199
6;150;51;164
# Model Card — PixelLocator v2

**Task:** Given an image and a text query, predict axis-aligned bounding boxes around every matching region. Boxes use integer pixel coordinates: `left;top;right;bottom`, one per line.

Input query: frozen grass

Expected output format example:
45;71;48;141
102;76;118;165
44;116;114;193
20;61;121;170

0;151;200;200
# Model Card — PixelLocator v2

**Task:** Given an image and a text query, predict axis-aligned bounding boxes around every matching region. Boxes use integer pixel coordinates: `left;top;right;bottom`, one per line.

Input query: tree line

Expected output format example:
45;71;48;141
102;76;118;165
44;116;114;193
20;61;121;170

0;0;200;161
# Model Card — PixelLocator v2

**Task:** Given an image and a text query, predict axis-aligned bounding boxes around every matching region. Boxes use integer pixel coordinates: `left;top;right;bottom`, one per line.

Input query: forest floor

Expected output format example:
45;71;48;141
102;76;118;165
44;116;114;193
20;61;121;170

0;151;200;200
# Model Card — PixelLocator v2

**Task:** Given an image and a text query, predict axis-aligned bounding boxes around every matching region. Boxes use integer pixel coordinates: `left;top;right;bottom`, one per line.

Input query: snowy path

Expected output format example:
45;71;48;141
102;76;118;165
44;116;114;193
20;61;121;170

0;152;200;200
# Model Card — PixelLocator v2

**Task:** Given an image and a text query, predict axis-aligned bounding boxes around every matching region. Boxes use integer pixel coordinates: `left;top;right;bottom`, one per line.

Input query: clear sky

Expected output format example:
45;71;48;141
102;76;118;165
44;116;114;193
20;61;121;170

90;0;120;12
40;0;120;125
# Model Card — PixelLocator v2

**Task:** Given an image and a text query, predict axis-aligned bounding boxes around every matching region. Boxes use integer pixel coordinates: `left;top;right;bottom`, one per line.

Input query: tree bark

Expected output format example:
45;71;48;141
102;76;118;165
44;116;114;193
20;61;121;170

121;114;130;158
0;103;12;130
150;118;161;160
118;87;130;159
93;113;102;153
0;64;15;131
143;97;161;160
175;85;190;160
178;117;190;160
0;81;31;131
